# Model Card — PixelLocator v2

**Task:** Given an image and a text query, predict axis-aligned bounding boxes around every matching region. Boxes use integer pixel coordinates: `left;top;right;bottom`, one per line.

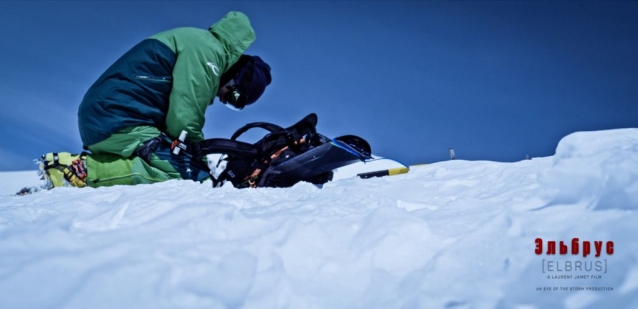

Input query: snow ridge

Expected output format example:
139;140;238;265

1;129;637;308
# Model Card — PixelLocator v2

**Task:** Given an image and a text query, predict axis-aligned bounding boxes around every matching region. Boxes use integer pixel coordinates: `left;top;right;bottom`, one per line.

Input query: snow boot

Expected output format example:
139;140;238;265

39;152;88;189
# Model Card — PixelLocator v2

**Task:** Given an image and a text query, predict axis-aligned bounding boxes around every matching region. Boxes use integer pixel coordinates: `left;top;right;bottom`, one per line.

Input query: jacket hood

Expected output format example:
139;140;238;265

209;11;256;68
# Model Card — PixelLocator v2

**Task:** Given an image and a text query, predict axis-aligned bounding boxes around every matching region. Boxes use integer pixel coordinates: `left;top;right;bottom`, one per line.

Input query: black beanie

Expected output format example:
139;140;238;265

219;55;250;88
233;55;272;105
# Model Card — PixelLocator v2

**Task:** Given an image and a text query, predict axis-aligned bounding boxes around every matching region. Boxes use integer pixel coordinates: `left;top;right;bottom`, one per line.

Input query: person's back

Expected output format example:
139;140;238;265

79;12;255;147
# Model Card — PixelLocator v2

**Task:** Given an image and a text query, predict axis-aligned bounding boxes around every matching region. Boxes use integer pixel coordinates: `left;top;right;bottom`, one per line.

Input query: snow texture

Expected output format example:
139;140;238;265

1;129;637;309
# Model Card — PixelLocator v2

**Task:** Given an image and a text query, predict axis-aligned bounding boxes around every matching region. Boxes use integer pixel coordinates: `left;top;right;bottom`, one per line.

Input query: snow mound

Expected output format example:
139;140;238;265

541;128;638;211
0;129;637;309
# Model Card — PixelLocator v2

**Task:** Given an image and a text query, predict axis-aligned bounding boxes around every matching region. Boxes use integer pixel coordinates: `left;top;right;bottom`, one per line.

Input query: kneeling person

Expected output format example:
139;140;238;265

40;11;271;189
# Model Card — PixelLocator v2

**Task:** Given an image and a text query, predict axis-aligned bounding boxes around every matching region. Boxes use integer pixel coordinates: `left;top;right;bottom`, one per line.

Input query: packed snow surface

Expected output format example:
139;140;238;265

1;129;637;309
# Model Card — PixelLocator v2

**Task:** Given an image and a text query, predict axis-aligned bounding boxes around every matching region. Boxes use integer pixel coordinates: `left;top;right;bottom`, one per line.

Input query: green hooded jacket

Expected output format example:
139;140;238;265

78;11;255;147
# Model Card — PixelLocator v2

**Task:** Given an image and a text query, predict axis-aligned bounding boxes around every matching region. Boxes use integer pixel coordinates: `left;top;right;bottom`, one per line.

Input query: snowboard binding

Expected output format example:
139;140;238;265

194;113;373;189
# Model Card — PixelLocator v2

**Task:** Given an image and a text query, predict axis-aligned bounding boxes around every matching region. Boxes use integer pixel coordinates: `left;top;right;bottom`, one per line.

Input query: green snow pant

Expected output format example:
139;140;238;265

84;126;209;188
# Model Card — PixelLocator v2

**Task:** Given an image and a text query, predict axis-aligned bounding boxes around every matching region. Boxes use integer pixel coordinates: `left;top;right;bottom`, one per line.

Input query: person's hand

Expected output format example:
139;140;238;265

135;136;162;163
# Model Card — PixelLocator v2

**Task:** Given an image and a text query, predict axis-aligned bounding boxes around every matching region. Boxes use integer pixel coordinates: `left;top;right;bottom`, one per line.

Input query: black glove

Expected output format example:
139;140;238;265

135;136;162;163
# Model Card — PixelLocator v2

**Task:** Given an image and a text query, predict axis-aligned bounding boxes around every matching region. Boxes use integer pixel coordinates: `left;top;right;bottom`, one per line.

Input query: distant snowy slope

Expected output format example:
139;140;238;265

0;170;42;196
1;129;637;309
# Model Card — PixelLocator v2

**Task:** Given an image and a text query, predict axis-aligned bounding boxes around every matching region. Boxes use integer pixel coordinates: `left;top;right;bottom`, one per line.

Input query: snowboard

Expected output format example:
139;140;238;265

207;136;410;187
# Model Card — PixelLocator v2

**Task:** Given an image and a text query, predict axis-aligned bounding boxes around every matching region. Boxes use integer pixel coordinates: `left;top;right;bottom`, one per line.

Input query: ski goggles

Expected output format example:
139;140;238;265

221;79;248;111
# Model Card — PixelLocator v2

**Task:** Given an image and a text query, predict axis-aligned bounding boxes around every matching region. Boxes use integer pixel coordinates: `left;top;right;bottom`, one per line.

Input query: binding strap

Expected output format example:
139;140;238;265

231;122;284;141
190;138;259;161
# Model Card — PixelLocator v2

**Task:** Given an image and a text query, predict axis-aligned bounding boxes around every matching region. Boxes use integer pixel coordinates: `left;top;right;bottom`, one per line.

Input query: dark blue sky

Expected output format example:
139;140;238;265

1;1;637;171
